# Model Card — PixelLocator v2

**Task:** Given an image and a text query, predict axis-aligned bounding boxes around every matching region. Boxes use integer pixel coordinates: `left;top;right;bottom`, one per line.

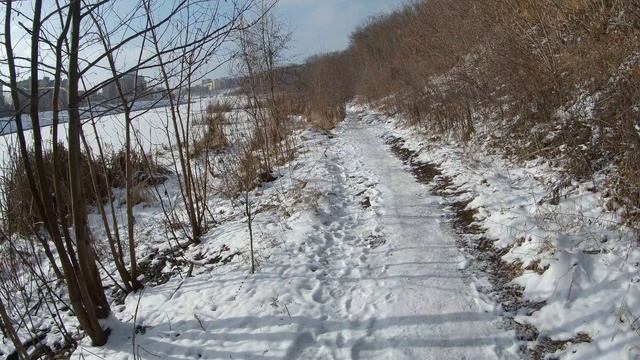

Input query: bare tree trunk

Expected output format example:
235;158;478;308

67;0;109;345
88;11;143;291
50;1;74;283
244;191;255;274
2;0;63;281
0;298;28;360
143;0;204;245
80;129;135;293
3;0;257;349
4;0;103;347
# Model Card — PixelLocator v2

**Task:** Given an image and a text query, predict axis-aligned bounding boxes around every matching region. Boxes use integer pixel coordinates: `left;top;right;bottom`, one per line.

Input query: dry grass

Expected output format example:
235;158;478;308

129;182;156;206
295;51;354;129
2;144;168;236
2;144;106;235
290;0;640;229
191;122;228;158
191;103;229;158
217;147;261;199
206;100;233;114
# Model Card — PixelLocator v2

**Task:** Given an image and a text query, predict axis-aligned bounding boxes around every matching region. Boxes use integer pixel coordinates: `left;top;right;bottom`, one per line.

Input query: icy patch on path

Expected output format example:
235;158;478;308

72;110;515;359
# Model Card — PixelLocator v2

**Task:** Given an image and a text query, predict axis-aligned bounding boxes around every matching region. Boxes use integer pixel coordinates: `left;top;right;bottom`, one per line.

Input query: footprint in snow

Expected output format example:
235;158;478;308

312;287;330;304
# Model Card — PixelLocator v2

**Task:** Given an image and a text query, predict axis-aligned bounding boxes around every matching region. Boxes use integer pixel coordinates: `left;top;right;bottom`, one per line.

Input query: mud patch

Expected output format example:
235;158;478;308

384;136;441;184
137;247;186;287
5;329;76;360
449;199;485;235
525;332;592;360
196;245;241;266
113;245;240;305
385;136;416;163
364;234;386;249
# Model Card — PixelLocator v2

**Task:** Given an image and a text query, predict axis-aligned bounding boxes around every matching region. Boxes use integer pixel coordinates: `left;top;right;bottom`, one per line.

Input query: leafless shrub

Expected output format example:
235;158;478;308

291;0;640;229
3;144;104;236
297;51;354;130
233;0;297;175
192;106;229;158
2;144;167;237
217;145;261;199
206;100;234;114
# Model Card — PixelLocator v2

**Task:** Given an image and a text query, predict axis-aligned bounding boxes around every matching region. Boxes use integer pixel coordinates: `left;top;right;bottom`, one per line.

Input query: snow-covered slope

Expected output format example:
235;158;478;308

354;104;640;360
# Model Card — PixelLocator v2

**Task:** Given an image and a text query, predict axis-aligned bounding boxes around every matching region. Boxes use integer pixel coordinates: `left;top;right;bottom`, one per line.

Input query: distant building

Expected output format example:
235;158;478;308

42;87;69;110
10;77;69;113
0;83;9;116
10;88;67;114
202;79;214;92
16;78;29;90
212;77;239;91
103;73;146;102
149;86;168;101
38;77;53;88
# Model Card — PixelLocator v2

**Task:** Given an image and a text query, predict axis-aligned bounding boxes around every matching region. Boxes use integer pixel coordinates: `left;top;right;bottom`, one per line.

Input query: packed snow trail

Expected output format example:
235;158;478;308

295;108;517;359
270;108;516;359
73;108;515;359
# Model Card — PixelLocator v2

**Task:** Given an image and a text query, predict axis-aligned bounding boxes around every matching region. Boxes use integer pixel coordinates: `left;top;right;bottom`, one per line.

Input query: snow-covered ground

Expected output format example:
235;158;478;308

0;98;203;136
353;105;640;359
71;106;519;359
0;95;240;167
3;101;638;359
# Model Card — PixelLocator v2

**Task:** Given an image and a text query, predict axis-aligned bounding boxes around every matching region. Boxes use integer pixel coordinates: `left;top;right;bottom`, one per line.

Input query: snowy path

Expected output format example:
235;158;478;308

76;109;516;359
289;110;516;359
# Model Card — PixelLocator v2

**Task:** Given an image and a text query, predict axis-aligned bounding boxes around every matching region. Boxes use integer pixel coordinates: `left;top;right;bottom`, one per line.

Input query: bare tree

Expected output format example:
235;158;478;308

84;8;147;292
234;0;292;173
0;0;261;352
3;0;110;346
0;298;27;360
142;0;253;246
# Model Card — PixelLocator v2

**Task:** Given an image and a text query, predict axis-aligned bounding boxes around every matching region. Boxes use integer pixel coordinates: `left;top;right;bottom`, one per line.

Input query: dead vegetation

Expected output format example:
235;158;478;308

206;100;234;114
291;0;640;230
296;51;354;130
0;0;285;352
192;103;229;158
1;144;168;236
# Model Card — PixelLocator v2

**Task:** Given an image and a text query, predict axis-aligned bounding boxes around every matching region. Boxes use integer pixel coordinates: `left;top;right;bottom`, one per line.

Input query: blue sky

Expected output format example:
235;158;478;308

273;0;405;63
0;0;407;83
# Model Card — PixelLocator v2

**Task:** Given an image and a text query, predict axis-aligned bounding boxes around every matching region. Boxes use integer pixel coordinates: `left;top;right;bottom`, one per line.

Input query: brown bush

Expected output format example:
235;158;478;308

3;144;169;235
297;51;355;129
217;145;261;199
288;0;640;226
105;148;169;188
3;144;106;235
206;100;233;114
192;109;229;158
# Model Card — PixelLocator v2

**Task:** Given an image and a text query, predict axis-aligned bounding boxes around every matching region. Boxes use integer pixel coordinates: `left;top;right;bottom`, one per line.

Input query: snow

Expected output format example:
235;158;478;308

3;99;638;359
0;96;235;167
355;104;640;359
69;106;517;359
